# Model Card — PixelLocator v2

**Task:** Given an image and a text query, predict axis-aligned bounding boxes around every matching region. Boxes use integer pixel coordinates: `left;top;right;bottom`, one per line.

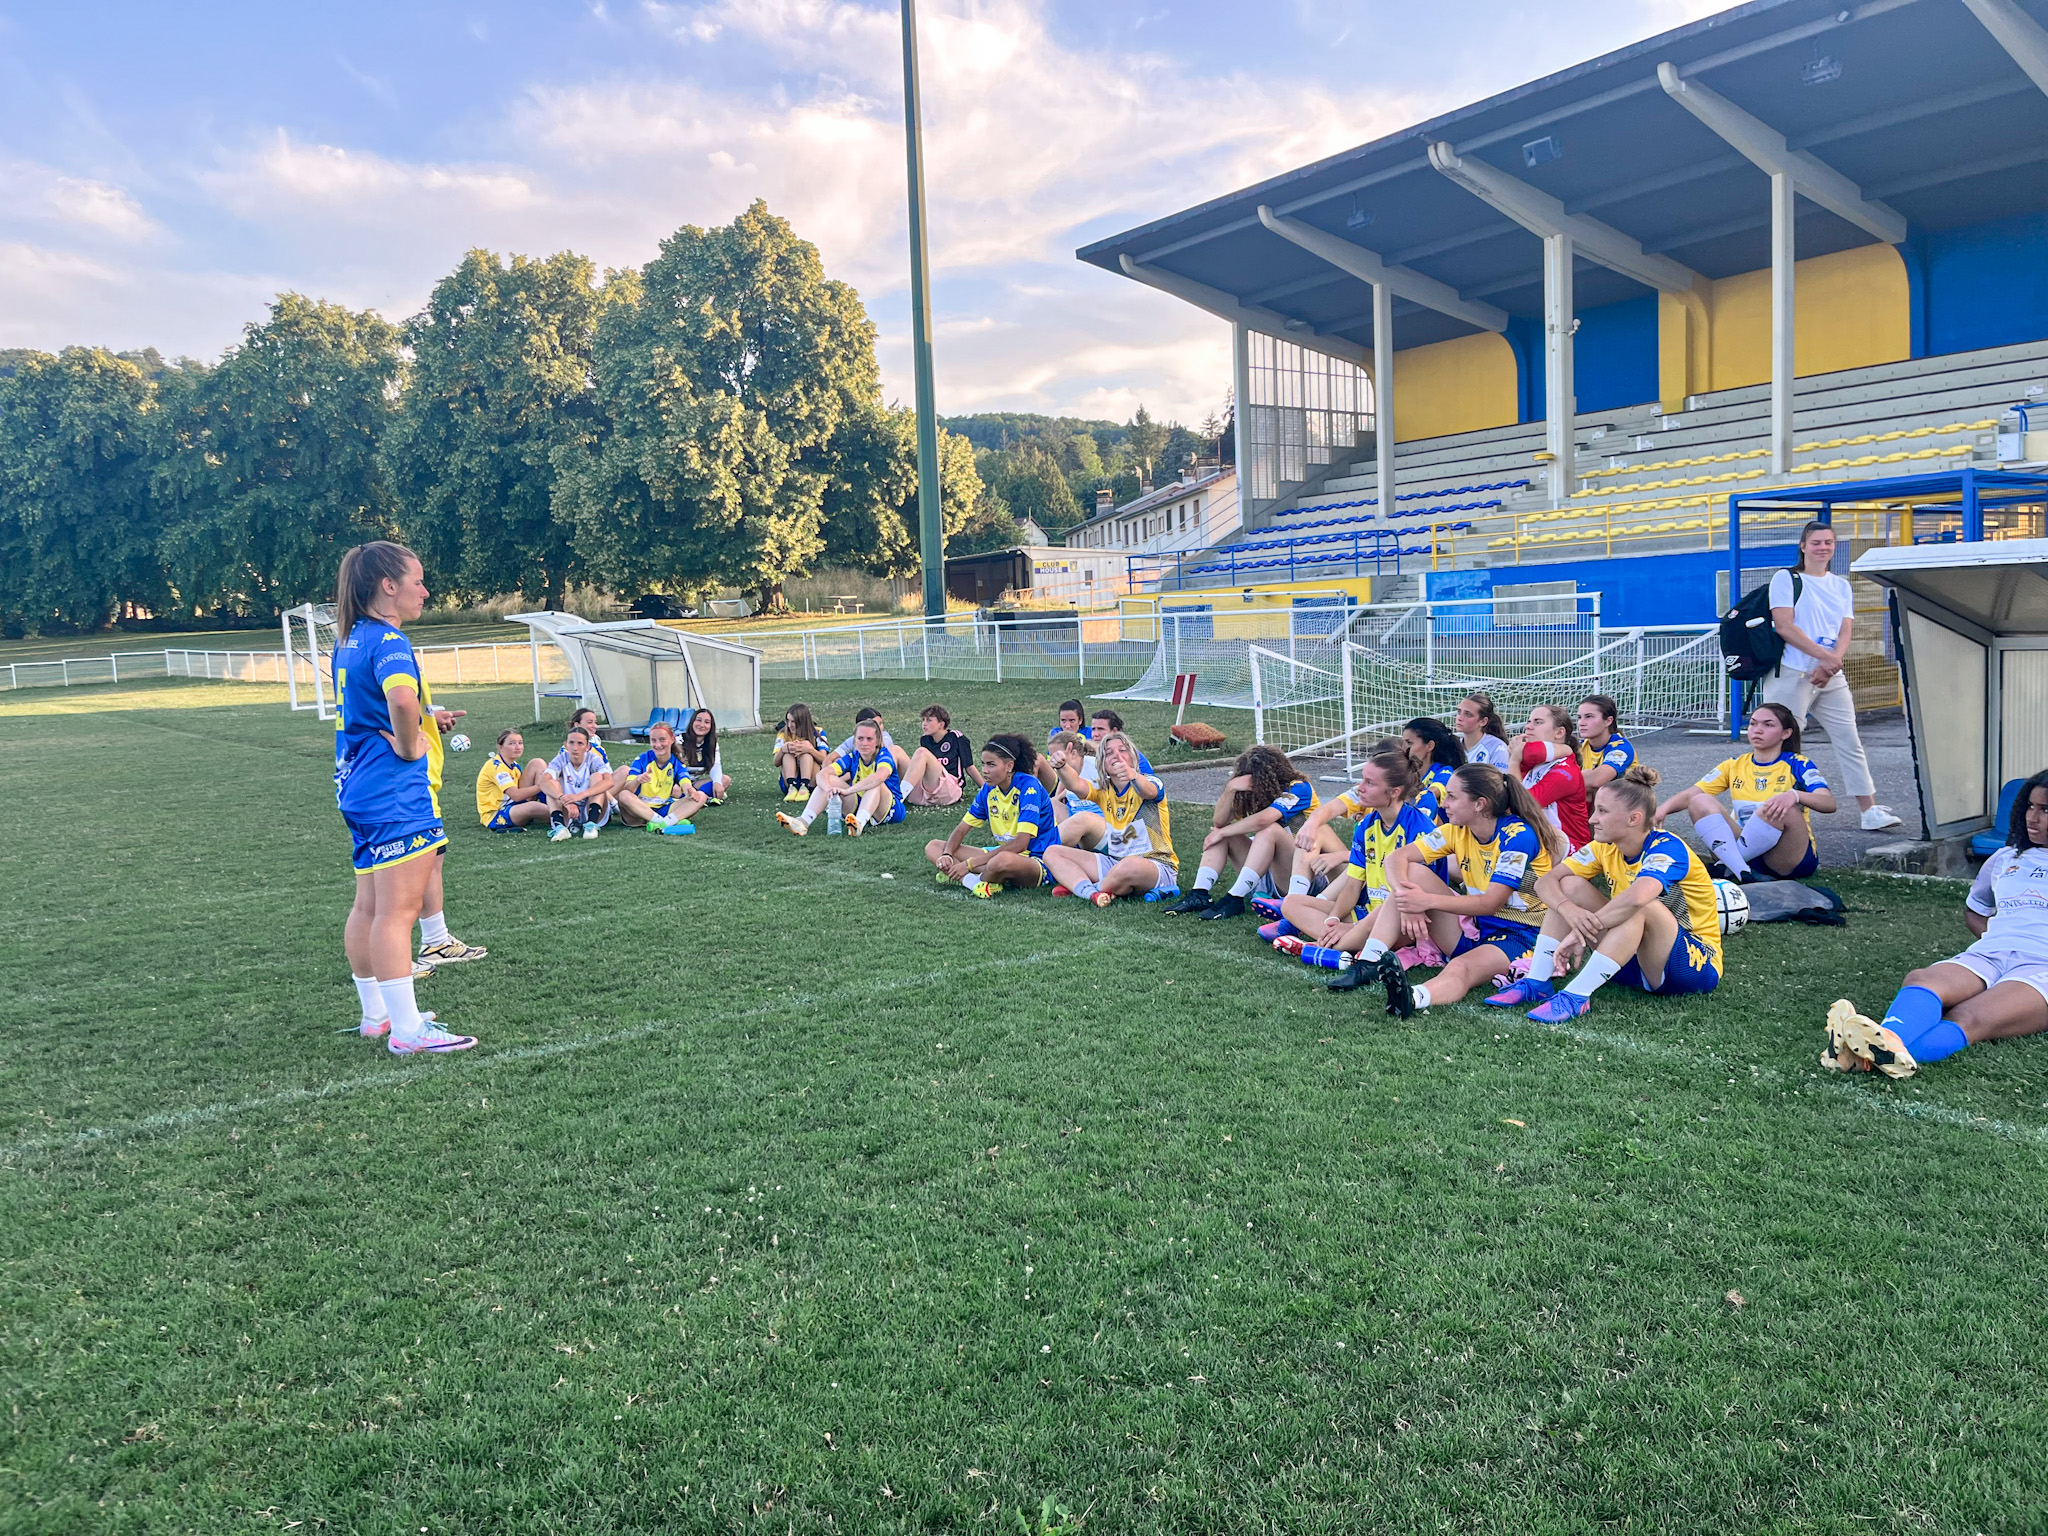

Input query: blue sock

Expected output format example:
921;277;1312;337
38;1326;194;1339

1880;985;1943;1049
1910;1019;1969;1062
1301;944;1349;971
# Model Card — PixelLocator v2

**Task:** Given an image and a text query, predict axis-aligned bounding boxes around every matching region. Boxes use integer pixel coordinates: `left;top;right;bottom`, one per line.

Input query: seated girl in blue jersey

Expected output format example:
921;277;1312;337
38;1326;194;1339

1276;736;1409;906
773;704;832;801
614;720;707;833
1333;764;1564;1016
927;735;1058;898
1574;694;1634;807
1042;730;1181;907
1402;716;1466;813
1824;770;2048;1077
1268;746;1437;967
329;540;476;1055
1655;702;1836;882
777;718;904;837
677;708;730;803
1485;765;1723;1022
1165;746;1318;920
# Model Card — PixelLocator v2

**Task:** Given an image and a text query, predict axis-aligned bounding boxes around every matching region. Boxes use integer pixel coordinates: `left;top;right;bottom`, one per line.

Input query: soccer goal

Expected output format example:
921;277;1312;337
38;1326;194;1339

282;602;339;720
1250;609;1724;769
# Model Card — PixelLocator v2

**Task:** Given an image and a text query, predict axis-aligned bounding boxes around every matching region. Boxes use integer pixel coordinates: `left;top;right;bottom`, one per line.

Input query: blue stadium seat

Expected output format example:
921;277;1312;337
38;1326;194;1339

1971;778;2024;856
1272;480;1528;517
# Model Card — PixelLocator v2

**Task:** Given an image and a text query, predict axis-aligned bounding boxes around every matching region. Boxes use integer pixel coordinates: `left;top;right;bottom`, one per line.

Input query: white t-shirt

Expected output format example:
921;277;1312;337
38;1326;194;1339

550;748;608;797
1966;846;2048;956
1768;569;1854;675
1465;734;1510;770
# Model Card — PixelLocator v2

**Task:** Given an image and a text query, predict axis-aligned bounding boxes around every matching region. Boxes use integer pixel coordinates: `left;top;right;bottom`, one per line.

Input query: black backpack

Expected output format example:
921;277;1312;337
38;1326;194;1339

1719;571;1802;682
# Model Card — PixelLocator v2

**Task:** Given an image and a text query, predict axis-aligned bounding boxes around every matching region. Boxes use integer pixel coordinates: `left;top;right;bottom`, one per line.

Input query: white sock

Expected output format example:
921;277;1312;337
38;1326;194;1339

799;786;828;826
1527;934;1561;983
353;974;388;1025
1738;815;1784;863
856;789;882;831
1360;937;1389;963
1565;950;1624;999
1287;872;1313;897
1228;869;1259;898
960;874;985;893
1693;812;1749;877
1411;983;1433;1011
418;911;450;946
379;976;425;1045
1074;878;1100;898
1194;865;1220;893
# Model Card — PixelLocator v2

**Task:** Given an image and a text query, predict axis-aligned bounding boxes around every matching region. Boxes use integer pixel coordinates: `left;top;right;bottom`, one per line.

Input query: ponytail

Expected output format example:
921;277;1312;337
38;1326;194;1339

1453;763;1566;860
1597;762;1662;824
335;540;418;638
1404;716;1466;770
1462;692;1508;742
984;733;1039;776
1359;745;1416;804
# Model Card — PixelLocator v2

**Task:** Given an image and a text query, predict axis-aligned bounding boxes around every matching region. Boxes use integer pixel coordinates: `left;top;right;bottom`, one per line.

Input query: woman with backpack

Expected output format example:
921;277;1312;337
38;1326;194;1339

1759;521;1902;833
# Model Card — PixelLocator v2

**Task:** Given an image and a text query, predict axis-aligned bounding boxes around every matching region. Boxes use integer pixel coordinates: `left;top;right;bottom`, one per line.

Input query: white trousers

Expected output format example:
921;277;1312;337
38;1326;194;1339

1759;666;1875;800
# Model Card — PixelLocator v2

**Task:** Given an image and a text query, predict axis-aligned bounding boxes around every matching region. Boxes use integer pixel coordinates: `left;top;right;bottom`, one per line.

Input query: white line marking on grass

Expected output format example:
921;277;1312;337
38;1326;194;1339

0;945;1099;1166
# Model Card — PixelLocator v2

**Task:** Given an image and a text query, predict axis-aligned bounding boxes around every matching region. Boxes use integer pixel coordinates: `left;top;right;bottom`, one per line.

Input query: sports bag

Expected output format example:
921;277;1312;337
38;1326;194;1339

1719;571;1802;682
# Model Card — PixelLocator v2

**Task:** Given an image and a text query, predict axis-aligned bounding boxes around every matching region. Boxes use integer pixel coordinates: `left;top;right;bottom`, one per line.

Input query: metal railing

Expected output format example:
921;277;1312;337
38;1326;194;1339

706;611;1158;688
1;640;568;695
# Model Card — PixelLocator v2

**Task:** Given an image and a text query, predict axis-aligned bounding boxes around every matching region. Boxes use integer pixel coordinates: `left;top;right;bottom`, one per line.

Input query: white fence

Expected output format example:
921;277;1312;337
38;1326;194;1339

705;612;1159;687
1;641;572;696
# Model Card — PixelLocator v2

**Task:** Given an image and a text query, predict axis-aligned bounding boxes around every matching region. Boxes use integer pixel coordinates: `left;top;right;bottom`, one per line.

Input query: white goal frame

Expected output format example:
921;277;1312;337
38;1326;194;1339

282;602;338;720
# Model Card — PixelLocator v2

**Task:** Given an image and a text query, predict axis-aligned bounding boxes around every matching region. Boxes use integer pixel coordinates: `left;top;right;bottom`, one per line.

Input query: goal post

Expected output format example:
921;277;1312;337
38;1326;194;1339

282;602;338;720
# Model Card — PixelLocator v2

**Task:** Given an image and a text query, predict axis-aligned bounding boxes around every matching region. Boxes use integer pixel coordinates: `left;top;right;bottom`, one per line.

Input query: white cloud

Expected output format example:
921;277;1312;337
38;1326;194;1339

0;161;159;243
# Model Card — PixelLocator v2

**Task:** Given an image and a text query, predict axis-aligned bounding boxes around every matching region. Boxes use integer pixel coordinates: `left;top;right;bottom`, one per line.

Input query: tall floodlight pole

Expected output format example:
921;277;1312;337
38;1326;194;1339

901;0;946;619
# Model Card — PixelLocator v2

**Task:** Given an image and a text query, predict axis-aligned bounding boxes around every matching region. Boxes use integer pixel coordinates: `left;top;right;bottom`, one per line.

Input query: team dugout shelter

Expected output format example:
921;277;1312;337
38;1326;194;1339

1077;0;2048;577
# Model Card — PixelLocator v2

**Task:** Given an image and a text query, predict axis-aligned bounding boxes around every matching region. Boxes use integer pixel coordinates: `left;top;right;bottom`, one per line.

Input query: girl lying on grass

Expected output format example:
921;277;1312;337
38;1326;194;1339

1483;765;1722;1022
1826;770;2048;1076
927;735;1058;899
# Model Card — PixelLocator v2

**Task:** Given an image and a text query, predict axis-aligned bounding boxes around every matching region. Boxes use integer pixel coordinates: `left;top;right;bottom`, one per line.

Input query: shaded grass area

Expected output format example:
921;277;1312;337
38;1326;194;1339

3;677;2048;1532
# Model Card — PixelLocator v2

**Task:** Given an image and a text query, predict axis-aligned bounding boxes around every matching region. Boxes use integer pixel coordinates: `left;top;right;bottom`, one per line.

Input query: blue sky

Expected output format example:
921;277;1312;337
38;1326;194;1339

0;0;1719;422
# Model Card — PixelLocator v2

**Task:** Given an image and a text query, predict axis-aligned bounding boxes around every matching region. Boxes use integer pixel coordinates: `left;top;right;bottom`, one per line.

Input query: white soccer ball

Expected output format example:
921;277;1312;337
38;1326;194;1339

1713;878;1750;936
448;733;472;752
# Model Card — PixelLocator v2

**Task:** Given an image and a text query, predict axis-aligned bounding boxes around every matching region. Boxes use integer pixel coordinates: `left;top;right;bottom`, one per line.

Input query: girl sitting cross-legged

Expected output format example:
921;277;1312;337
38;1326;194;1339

926;735;1058;899
1656;702;1835;882
1332;764;1564;1016
1483;765;1723;1023
1267;744;1438;967
1041;730;1181;907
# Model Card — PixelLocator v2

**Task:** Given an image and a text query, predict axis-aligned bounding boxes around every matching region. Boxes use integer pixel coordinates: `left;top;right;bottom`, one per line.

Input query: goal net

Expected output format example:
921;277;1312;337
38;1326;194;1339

282;603;339;720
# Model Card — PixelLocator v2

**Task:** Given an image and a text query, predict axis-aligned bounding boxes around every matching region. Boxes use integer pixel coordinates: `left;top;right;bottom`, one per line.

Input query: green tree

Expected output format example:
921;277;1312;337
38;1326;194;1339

817;405;983;576
0;348;163;632
154;295;402;619
987;446;1080;534
1125;404;1168;485
557;200;879;612
385;249;627;610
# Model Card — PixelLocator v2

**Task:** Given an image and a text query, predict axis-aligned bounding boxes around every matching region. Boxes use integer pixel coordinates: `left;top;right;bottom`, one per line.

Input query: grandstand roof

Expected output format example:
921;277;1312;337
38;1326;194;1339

1077;0;2048;353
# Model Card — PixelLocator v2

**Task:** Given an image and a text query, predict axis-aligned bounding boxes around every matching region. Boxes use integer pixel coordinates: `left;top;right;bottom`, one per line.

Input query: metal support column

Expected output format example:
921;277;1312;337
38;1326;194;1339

1726;493;1744;739
1231;322;1251;505
1770;170;1796;475
1372;280;1396;520
1544;232;1575;506
900;0;945;621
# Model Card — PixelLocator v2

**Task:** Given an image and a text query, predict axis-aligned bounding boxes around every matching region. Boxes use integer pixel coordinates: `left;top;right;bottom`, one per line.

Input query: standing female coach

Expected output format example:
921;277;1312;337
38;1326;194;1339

332;541;478;1056
1763;521;1902;832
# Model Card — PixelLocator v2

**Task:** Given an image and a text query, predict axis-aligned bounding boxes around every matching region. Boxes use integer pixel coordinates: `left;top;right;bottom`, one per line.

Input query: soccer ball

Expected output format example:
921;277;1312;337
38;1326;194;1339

1713;878;1750;936
448;733;472;752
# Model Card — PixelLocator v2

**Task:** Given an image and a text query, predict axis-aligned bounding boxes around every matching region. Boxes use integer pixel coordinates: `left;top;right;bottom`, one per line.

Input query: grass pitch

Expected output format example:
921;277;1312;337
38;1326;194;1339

4;676;2048;1533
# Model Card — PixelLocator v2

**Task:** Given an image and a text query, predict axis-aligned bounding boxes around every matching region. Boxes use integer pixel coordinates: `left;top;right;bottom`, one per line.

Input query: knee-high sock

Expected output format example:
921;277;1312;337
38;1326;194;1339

379;976;425;1045
1692;812;1749;877
1738;814;1783;863
1880;985;1944;1049
1910;1019;1969;1062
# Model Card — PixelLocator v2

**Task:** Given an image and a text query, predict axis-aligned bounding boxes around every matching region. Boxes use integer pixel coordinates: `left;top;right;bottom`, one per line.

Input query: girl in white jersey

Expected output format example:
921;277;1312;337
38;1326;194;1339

1827;771;2048;1075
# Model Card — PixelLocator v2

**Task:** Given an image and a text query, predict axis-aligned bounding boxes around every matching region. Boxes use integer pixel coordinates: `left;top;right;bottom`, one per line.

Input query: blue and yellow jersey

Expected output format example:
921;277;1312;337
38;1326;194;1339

1341;801;1439;916
1267;777;1318;829
963;776;1057;856
1563;829;1723;971
835;743;903;802
475;751;520;825
1696;751;1830;835
1415;815;1551;925
1421;761;1456;803
1578;734;1634;782
775;727;830;757
332;619;433;824
1084;774;1177;869
628;749;689;806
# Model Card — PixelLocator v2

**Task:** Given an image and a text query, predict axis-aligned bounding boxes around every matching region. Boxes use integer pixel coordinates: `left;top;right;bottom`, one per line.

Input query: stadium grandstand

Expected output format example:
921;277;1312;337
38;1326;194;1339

1076;0;2048;685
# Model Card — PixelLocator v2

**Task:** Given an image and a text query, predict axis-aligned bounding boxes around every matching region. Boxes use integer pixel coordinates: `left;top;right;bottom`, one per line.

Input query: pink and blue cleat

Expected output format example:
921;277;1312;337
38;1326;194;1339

1257;918;1297;943
1249;896;1286;921
1526;991;1592;1024
1483;978;1553;1009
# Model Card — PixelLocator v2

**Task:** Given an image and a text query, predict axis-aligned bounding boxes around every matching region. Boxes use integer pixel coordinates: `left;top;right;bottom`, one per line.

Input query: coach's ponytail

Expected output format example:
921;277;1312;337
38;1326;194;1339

1454;763;1566;861
335;540;418;638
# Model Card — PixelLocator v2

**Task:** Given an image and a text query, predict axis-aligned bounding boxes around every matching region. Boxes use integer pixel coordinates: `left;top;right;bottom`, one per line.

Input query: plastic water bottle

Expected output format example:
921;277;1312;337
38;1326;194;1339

825;808;842;836
1143;888;1166;902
